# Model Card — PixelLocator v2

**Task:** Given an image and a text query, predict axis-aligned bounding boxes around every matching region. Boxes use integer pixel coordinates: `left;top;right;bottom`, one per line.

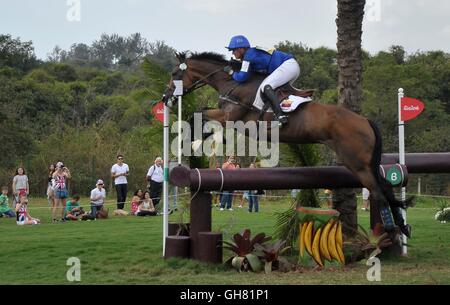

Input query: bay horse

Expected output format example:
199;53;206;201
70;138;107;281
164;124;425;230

162;51;412;237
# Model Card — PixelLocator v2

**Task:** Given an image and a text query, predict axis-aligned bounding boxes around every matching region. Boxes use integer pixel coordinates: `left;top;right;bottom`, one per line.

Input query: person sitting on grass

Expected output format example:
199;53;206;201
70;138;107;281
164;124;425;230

64;194;85;221
15;195;40;225
114;189;142;216
130;189;144;216
136;191;157;216
0;186;15;218
90;179;106;219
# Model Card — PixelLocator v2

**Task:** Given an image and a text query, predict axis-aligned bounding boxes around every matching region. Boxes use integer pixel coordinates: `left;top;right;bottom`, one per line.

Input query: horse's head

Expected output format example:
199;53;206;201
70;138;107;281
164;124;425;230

162;53;192;106
162;51;233;106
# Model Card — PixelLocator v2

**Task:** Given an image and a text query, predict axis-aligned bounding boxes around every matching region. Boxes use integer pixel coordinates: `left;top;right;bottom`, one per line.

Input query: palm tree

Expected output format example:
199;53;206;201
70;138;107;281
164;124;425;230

333;0;366;236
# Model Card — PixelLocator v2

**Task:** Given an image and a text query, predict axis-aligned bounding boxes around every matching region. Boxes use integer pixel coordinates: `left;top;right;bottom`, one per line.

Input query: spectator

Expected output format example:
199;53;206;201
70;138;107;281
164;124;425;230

130;189;144;216
47;163;56;206
248;163;260;213
15;195;40;225
52;162;71;223
361;188;370;211
111;154;129;210
220;156;237;211
212;164;221;207
146;157;164;209
64;194;85;221
236;163;249;209
232;163;242;207
0;186;15;218
90;179;106;219
291;189;300;199
136;191;157;216
12;167;29;205
238;191;249;209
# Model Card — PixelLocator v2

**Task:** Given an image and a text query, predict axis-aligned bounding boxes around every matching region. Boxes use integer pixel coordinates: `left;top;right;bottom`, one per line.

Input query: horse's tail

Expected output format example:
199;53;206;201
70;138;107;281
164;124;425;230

368;119;414;209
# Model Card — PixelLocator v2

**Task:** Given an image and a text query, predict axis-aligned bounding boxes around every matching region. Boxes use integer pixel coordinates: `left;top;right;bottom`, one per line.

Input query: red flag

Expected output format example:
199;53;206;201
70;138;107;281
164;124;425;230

152;102;164;123
401;97;424;121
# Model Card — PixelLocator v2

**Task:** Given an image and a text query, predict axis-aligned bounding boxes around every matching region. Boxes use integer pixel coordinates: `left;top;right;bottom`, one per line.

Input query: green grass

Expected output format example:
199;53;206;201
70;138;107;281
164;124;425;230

0;196;449;284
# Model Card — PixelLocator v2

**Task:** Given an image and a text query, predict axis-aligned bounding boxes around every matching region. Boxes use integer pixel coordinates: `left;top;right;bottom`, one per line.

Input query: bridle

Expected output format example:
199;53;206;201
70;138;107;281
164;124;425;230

164;59;255;112
170;61;224;97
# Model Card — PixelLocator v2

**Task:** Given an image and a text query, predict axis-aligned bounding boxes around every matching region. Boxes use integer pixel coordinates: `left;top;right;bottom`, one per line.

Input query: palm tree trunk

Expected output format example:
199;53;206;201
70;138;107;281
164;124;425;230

334;0;366;236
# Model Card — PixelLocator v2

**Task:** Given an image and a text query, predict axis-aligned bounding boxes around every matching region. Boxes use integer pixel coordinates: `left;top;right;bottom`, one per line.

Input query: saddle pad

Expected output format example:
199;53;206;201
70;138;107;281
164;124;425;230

280;95;312;112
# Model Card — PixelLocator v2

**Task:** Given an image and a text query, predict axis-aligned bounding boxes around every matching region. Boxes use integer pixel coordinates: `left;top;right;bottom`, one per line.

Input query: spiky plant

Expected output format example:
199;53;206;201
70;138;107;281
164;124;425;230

253;240;292;273
222;229;271;272
344;224;393;263
435;199;450;222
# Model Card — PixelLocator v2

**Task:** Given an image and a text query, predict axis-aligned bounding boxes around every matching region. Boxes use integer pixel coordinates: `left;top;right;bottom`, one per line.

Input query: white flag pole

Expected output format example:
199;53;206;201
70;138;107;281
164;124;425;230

163;80;183;256
162;100;170;256
178;96;182;165
398;88;407;256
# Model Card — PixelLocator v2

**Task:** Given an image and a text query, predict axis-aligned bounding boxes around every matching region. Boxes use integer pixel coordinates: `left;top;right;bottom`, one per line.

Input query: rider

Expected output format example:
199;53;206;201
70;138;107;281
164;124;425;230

225;35;300;126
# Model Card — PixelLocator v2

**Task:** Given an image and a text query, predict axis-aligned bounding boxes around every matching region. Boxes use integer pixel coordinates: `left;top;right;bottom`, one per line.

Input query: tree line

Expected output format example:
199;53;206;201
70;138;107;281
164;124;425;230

0;33;448;196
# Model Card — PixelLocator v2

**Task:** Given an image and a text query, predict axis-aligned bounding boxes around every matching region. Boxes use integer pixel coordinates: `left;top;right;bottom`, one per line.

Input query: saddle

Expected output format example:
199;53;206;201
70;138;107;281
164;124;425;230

277;83;315;101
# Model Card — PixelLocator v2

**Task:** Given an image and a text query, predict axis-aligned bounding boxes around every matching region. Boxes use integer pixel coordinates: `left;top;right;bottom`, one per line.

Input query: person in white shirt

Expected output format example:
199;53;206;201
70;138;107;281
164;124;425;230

90;179;106;219
146;157;164;208
136;191;157;216
361;188;370;211
111;154;129;210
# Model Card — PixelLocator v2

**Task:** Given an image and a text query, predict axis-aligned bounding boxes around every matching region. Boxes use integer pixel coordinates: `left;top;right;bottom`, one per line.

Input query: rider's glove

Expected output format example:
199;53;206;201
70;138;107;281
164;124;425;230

223;66;234;76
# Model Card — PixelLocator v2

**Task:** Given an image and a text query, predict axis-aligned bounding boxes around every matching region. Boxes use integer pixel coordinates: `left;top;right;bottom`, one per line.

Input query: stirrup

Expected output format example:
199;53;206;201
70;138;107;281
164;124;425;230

278;115;288;126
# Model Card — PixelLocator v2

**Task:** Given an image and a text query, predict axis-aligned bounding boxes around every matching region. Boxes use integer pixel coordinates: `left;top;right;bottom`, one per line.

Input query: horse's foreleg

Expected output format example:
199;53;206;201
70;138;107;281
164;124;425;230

202;105;246;125
202;108;227;125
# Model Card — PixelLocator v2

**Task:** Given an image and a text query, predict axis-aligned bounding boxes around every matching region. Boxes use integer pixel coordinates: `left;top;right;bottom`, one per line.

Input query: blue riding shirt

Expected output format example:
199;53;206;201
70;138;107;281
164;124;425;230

232;48;294;83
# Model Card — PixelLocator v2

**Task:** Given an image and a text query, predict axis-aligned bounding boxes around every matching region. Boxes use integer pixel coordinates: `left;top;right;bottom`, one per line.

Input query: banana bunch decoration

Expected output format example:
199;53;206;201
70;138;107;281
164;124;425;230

298;218;345;267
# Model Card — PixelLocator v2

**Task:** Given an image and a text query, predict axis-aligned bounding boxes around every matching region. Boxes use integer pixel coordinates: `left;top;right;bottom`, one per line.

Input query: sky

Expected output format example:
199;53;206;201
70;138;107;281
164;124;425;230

1;0;449;60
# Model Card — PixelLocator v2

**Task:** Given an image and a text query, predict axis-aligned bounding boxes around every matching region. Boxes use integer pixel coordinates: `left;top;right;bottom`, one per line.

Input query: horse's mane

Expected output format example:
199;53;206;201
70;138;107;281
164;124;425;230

178;51;243;72
179;51;230;65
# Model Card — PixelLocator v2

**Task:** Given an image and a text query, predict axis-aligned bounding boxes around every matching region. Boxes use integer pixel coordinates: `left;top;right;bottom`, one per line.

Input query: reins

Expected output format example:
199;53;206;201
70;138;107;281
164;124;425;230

177;62;259;112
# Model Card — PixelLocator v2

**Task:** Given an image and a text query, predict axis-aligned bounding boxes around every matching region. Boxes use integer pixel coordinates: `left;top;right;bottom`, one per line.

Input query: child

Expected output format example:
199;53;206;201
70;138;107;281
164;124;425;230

64;194;85;221
0;186;15;218
16;195;40;225
129;189;143;216
12;167;29;205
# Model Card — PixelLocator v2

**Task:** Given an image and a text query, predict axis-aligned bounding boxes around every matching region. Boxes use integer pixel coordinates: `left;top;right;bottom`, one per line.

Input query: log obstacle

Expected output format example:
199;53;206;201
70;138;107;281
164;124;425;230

165;152;450;263
169;164;408;191
381;153;450;173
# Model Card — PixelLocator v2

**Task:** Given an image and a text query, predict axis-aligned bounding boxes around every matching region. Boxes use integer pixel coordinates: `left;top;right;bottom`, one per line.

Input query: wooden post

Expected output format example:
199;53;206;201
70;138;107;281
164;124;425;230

198;232;223;264
164;236;190;259
189;192;212;260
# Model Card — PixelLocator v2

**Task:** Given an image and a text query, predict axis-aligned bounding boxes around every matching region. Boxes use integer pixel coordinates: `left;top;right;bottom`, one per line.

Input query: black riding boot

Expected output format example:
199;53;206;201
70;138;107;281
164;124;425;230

262;85;288;126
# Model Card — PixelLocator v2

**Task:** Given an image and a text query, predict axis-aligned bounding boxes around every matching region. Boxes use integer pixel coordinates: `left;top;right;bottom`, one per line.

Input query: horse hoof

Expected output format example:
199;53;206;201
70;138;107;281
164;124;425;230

400;224;412;238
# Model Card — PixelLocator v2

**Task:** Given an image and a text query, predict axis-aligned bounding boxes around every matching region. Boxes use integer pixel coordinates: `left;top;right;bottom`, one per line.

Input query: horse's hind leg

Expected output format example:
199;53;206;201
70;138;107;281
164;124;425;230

353;168;394;229
354;168;411;237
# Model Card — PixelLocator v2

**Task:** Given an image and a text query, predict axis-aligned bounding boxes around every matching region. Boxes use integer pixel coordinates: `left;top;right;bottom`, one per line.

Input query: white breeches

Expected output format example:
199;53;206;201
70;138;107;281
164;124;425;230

253;58;300;110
